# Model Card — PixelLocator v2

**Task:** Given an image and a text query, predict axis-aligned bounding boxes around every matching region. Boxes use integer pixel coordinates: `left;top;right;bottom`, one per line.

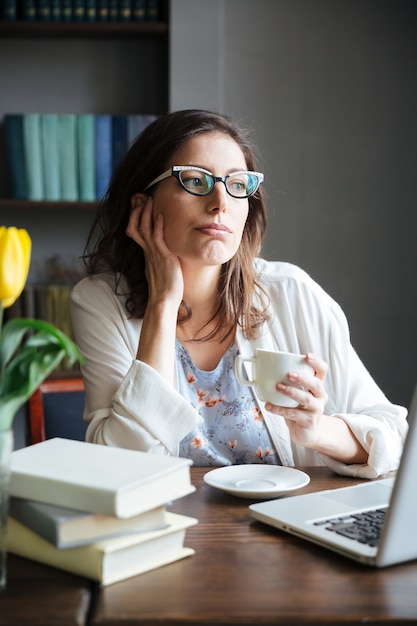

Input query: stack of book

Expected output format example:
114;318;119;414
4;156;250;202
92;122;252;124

8;438;197;586
3;112;158;201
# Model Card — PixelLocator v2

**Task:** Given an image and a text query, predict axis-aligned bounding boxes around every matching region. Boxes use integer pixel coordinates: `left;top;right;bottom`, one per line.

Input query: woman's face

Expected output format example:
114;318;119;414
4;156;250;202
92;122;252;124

151;132;250;269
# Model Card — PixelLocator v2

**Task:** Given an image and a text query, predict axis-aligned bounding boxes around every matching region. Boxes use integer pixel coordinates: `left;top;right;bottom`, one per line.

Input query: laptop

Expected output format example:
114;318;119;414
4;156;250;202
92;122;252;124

250;385;417;567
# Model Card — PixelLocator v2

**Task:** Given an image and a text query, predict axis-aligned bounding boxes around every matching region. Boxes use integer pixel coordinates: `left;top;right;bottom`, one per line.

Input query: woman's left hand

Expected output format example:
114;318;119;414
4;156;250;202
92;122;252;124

264;353;329;449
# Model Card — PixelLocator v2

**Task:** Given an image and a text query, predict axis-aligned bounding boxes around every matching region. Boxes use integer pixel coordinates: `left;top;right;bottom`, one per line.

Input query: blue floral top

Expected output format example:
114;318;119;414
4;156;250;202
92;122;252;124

177;340;280;466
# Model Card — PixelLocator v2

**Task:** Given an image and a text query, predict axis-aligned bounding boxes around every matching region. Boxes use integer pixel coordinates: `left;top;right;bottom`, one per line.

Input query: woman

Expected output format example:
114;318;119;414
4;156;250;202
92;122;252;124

71;109;407;478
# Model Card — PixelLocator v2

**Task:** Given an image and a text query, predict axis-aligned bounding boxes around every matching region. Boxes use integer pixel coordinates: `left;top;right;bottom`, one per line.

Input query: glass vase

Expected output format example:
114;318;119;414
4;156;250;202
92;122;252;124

0;428;13;591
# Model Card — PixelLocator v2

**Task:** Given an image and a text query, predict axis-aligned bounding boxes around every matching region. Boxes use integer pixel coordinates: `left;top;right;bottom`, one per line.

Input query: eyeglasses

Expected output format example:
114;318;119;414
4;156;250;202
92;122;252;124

144;166;264;199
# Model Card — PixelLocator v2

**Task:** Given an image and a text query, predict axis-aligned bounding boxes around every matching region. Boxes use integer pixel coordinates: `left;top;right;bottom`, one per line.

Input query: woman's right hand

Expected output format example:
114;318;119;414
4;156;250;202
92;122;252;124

126;195;184;312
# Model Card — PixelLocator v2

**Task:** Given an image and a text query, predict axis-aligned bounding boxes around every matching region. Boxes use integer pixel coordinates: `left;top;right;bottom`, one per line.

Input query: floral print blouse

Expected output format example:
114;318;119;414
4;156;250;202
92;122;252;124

177;340;280;466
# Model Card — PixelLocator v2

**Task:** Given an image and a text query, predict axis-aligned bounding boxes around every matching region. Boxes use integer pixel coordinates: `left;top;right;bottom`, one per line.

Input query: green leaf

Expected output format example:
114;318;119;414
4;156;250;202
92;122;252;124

0;316;85;431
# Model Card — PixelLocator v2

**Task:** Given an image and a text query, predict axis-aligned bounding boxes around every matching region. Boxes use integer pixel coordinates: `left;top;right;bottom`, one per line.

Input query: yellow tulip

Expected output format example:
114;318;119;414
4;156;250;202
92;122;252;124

0;226;32;309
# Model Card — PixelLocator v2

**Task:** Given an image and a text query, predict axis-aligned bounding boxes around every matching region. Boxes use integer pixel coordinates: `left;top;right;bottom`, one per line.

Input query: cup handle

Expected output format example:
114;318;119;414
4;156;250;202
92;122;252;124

234;355;254;387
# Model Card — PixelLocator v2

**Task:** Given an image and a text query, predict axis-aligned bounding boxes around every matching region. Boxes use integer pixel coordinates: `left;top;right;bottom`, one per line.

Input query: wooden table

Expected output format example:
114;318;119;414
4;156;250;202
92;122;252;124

92;467;417;625
1;467;417;625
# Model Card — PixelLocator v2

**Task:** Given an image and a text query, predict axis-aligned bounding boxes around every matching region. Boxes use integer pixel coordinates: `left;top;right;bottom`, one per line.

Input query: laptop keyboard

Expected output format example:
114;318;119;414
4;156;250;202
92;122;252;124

314;508;387;547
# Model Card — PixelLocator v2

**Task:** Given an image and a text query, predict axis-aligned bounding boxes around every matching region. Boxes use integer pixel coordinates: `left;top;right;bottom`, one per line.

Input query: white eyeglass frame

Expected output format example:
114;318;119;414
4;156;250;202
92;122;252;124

144;165;264;198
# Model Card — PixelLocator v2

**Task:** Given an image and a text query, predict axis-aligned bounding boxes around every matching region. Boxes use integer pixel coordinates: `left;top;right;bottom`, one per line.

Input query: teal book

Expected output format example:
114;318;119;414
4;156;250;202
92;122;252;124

41;114;61;201
4;114;28;200
58;114;78;201
23;113;45;201
112;114;128;170
94;114;112;200
77;114;95;201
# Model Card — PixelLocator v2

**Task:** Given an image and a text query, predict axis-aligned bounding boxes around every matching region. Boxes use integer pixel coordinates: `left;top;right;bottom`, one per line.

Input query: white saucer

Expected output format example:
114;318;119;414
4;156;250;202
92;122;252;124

203;465;310;499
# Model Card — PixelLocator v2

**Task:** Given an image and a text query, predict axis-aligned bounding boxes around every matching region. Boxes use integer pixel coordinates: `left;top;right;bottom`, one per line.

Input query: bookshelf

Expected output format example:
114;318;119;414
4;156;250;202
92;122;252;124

0;5;170;382
0;7;169;263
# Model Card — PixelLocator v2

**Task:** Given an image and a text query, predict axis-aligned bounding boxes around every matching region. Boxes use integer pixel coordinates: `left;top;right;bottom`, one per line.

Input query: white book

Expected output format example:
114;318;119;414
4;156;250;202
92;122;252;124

10;438;195;518
7;512;197;586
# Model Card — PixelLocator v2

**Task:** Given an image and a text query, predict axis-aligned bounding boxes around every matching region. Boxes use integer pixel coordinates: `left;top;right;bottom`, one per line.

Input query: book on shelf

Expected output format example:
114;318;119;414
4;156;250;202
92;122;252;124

85;0;97;21
127;113;146;146
7;511;197;586
37;0;51;20
73;0;85;20
118;0;132;21
58;113;79;201
3;113;28;199
77;113;96;201
94;113;112;200
112;114;128;170
9;497;169;548
50;0;62;20
132;0;146;21
23;113;45;201
97;0;109;21
62;0;73;21
146;0;160;21
10;437;195;518
41;113;61;201
20;0;36;20
108;0;118;20
1;0;17;20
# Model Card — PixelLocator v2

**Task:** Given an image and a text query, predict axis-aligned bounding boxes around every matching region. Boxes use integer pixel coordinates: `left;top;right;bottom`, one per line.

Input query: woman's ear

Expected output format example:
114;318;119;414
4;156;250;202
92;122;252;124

130;192;148;211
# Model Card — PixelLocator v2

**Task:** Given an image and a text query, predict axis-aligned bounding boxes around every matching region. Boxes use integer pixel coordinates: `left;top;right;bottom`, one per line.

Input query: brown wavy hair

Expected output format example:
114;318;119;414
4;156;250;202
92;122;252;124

82;109;270;341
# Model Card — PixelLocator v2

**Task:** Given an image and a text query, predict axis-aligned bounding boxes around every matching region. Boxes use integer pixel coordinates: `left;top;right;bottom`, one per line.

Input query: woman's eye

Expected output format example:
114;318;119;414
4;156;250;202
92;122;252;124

229;179;246;194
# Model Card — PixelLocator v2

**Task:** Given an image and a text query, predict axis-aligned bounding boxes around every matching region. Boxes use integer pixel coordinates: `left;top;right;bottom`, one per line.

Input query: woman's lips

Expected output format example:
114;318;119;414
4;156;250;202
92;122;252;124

196;223;232;237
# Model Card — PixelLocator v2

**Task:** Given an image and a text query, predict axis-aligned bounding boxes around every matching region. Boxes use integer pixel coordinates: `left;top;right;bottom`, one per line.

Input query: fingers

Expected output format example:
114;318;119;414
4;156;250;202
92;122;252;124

264;353;328;417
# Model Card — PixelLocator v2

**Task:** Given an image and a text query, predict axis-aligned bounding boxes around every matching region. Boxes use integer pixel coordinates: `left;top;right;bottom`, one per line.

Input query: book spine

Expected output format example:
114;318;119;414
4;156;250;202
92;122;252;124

41;114;61;201
118;0;131;21
20;0;37;20
127;114;145;146
4;114;28;199
108;0;117;20
36;0;51;20
97;0;108;21
131;0;145;21
2;0;17;20
51;0;62;20
73;0;85;20
146;0;159;21
94;114;112;200
61;0;73;20
23;113;45;201
58;114;79;201
77;114;96;201
85;0;96;21
111;114;128;171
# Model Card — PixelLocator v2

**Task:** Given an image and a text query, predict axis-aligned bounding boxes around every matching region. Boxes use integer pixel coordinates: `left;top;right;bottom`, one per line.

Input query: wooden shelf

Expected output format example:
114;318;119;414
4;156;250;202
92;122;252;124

0;21;168;39
0;199;98;211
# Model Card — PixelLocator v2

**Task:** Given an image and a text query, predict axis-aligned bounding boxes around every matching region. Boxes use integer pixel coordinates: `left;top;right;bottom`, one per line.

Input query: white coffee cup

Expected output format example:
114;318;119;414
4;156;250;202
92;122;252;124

234;349;313;407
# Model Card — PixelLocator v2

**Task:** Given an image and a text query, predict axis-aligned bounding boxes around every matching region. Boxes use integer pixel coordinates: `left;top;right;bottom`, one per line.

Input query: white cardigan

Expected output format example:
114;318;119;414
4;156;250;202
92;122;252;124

70;259;408;479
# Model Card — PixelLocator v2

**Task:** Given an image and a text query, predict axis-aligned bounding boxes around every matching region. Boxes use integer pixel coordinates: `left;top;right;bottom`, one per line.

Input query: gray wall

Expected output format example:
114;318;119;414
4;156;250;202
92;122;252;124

170;0;417;407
